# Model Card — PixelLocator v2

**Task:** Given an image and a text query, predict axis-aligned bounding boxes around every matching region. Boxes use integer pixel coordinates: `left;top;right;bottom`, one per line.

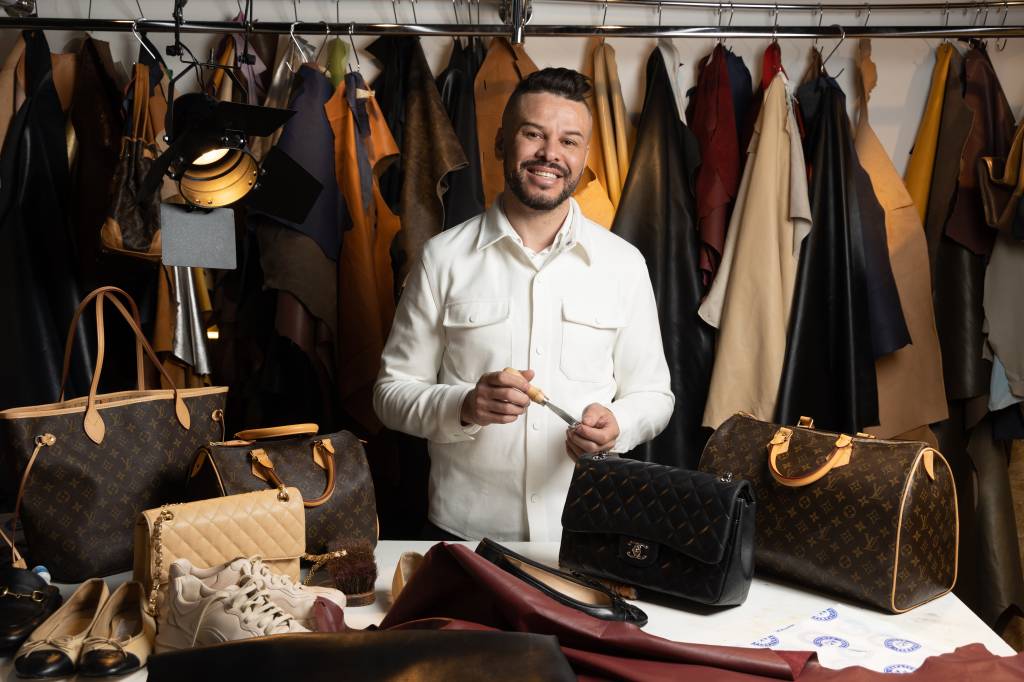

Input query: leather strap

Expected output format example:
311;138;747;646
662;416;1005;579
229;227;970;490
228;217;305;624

248;439;337;509
6;433;56;569
767;427;855;488
83;291;190;444
59;286;145;402
234;424;319;440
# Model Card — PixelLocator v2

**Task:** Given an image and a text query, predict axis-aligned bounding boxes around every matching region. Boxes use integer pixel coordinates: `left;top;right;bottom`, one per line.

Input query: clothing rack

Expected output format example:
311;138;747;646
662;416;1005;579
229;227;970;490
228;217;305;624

0;0;1022;44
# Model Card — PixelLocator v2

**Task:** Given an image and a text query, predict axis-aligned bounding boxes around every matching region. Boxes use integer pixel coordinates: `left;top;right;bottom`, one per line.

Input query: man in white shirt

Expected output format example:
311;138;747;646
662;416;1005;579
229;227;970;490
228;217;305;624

374;68;673;542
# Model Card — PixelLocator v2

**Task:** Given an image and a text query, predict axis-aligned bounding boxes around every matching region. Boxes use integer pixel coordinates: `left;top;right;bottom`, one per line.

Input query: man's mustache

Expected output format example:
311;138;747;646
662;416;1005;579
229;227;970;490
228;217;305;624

520;161;570;178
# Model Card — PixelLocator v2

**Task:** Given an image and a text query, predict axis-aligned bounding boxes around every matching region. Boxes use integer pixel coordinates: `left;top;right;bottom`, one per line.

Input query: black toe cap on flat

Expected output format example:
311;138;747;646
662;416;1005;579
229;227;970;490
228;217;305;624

78;649;142;677
14;649;76;679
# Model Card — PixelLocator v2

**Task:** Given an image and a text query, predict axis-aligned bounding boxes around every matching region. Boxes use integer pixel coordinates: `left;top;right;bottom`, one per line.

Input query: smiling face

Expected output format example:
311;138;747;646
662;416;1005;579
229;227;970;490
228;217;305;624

497;91;592;212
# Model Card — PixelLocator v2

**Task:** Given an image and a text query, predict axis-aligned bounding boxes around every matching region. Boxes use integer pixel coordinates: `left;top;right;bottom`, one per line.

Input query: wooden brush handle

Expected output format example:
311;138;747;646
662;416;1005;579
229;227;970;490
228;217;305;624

503;367;546;404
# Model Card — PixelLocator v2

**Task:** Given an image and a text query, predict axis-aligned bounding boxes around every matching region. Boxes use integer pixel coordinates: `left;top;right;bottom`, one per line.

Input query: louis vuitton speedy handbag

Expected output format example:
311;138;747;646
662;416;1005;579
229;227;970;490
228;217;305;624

559;454;755;606
134;488;305;616
186;424;377;554
698;413;958;613
0;287;227;581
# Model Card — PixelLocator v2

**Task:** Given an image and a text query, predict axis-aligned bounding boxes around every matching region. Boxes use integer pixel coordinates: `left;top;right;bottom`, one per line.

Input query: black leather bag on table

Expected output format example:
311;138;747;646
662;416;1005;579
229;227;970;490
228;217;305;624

187;424;378;553
559;454;755;606
0;287;227;581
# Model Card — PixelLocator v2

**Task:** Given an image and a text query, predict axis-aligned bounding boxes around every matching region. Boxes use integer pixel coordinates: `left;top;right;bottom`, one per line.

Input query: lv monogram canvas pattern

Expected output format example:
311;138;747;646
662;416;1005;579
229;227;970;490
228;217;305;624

560;456;755;606
1;391;227;582
190;430;377;553
699;414;957;613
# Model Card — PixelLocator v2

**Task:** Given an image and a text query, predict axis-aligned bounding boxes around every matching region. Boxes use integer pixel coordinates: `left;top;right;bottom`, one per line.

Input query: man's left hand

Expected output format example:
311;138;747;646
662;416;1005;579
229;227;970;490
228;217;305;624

566;404;619;460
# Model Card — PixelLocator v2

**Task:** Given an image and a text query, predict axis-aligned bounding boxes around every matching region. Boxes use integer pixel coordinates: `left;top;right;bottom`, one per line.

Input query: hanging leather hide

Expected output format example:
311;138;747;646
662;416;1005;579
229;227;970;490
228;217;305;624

612;48;711;468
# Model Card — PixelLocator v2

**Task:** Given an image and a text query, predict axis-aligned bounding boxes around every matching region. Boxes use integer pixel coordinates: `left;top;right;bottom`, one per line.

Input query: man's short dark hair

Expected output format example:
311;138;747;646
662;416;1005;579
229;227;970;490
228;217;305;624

504;68;593;119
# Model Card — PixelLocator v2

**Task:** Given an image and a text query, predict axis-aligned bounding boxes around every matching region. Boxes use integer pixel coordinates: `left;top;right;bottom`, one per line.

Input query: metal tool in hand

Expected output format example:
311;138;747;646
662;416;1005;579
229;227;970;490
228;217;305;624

503;368;581;429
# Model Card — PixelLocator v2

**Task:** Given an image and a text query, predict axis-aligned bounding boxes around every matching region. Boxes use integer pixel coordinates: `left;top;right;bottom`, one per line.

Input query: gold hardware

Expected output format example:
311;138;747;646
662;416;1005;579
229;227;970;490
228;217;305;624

250;449;275;470
835;434;853;448
769;428;792;446
148;507;175;618
277;486;290;502
625;540;649;561
0;586;45;602
211;409;225;441
34;434;56;447
302;549;348;585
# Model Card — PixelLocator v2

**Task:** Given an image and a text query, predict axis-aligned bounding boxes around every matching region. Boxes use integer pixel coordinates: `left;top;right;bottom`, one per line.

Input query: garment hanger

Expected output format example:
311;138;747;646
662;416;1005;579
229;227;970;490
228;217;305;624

315;22;331;64
598;2;608;44
716;2;734;47
347;22;363;77
770;4;779;45
452;0;463;47
941;1;951;45
812;4;823;50
821;24;846;76
131;0;158;63
996;1;1009;51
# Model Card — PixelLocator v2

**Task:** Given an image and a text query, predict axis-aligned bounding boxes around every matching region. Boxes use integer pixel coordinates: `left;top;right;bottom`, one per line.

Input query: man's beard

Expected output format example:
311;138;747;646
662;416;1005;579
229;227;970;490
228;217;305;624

504;160;582;211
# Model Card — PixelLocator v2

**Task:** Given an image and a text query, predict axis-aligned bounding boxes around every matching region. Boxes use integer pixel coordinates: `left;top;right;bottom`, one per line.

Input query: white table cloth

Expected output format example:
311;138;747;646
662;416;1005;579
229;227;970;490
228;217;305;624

1;540;1015;681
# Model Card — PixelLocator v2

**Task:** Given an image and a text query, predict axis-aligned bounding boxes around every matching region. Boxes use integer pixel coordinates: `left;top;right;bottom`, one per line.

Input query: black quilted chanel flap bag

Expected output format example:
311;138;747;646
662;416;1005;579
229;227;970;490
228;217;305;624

559;454;755;606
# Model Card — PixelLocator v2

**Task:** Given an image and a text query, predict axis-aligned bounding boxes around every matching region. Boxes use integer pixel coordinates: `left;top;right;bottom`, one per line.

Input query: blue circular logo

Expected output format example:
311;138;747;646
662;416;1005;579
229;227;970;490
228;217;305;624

884;638;922;653
883;664;917;673
751;635;780;648
811;608;839;622
813;636;850;648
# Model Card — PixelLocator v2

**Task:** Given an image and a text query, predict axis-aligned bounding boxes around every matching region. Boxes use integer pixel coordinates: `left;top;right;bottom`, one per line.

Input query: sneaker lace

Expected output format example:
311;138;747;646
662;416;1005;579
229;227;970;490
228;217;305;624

189;577;295;647
243;557;293;590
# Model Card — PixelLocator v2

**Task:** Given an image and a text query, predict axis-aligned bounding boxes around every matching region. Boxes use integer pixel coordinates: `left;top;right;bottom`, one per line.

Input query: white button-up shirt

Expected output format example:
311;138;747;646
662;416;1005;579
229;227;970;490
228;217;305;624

373;197;674;541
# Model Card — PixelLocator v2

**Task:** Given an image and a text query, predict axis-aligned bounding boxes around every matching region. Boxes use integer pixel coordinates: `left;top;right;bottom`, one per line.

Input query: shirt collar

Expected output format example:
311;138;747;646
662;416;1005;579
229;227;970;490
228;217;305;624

477;196;591;264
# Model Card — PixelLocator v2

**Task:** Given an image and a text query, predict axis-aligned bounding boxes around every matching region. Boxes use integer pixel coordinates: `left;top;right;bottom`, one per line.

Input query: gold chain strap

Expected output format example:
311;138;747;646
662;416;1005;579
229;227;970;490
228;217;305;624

301;549;347;585
147;508;175;618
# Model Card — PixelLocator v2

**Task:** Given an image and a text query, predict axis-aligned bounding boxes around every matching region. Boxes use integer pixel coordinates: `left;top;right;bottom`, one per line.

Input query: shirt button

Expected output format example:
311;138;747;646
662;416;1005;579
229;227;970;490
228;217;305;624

530;494;539;503
535;347;543;355
468;314;477;323
532;422;540;431
594;317;601;325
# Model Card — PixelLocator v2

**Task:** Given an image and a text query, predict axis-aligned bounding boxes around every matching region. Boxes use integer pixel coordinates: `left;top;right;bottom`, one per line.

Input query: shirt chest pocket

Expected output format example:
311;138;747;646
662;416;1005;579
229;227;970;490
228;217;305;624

559;298;626;383
442;299;513;384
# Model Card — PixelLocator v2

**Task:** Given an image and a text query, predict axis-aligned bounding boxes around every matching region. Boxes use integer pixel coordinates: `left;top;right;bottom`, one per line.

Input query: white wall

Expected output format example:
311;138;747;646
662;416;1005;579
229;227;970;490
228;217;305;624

7;0;1024;175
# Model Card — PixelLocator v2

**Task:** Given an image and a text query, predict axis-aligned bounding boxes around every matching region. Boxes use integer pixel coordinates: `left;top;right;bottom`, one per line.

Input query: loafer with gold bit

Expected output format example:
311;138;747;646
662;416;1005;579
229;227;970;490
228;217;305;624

14;578;108;679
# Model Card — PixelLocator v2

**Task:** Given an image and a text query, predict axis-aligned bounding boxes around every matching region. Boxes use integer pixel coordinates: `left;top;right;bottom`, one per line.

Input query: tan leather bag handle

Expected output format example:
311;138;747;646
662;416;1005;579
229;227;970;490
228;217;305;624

235;424;319;440
58;286;145;402
766;427;855;488
81;292;190;444
249;439;336;509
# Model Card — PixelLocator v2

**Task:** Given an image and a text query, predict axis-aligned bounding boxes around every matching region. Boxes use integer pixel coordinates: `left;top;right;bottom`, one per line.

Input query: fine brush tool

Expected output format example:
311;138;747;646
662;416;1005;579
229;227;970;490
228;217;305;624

503;367;581;429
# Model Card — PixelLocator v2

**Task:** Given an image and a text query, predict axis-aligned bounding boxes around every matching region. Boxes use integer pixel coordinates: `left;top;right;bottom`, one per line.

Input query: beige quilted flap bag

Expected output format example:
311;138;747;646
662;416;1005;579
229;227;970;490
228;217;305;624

133;488;305;616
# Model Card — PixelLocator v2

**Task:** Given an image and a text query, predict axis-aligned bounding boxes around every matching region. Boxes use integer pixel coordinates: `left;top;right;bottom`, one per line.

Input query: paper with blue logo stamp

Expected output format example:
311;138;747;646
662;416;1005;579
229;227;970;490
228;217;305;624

744;604;940;672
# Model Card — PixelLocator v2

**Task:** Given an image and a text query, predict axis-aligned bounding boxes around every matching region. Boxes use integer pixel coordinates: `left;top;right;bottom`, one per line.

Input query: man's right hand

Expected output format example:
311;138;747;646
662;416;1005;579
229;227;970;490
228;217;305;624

460;368;535;427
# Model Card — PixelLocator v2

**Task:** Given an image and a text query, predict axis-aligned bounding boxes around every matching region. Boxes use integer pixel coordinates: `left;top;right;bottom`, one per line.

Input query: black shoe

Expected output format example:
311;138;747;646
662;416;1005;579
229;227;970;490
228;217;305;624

475;538;648;627
0;567;62;655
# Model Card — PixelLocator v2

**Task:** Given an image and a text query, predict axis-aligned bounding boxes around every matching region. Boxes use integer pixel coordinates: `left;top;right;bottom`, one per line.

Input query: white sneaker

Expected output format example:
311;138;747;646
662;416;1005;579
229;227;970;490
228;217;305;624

170;557;346;629
155;574;307;652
